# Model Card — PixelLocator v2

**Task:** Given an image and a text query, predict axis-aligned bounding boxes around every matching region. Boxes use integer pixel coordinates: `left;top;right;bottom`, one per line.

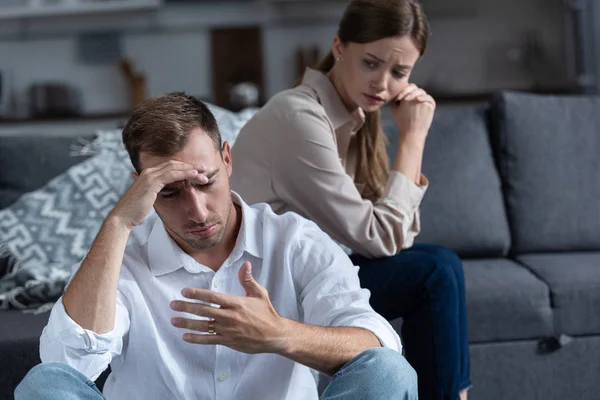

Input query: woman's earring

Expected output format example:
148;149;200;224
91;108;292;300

335;57;341;62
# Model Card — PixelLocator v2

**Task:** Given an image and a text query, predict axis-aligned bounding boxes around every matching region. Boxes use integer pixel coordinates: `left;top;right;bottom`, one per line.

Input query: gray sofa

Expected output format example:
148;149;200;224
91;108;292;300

1;92;599;399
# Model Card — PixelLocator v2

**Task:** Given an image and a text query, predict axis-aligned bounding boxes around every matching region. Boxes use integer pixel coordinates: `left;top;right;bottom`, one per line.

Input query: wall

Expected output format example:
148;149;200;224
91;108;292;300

0;0;568;116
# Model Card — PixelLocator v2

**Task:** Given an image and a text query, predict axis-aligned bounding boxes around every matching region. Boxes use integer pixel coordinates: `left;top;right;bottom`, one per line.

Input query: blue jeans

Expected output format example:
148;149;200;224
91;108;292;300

351;244;472;400
15;348;417;400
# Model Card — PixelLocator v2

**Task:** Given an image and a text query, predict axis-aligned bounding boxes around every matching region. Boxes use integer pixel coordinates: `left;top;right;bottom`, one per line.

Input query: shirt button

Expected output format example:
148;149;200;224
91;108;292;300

213;280;220;289
218;373;228;381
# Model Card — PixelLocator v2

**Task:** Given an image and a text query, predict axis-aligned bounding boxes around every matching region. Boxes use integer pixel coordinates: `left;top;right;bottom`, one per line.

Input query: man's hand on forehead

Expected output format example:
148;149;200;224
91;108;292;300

159;167;220;195
109;160;211;229
162;174;209;191
154;161;214;183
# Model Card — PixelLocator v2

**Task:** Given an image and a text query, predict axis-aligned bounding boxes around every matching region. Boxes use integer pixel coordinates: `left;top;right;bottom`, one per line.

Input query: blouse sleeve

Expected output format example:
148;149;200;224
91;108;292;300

271;108;428;258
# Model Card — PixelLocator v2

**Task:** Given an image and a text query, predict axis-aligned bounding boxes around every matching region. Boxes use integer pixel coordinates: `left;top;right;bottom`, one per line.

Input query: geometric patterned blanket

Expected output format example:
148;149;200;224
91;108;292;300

0;131;133;312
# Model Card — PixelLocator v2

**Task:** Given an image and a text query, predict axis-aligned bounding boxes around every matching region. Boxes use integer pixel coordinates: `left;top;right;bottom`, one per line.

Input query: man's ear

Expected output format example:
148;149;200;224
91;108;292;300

221;141;232;177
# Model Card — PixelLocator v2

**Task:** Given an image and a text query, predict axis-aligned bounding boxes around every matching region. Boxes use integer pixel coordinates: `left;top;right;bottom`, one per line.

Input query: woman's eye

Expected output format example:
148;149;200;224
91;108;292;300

363;59;378;69
392;70;407;79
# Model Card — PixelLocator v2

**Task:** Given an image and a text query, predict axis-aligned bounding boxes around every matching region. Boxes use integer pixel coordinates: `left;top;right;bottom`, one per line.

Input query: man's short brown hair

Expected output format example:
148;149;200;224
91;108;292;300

122;92;221;172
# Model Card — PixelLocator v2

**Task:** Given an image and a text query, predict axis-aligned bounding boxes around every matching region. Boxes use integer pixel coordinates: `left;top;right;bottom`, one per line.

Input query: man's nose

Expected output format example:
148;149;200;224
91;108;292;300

184;190;208;223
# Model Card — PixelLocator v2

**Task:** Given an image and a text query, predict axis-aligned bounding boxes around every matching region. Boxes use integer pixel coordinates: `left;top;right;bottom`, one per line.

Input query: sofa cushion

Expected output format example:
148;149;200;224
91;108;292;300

0;135;93;210
0;310;50;399
463;258;553;342
385;106;511;257
489;92;600;254
470;336;600;400
517;252;600;336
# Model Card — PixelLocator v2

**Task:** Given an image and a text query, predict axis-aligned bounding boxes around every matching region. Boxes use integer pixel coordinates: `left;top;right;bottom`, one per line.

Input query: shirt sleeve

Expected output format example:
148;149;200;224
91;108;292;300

291;219;402;352
39;291;131;381
271;108;428;258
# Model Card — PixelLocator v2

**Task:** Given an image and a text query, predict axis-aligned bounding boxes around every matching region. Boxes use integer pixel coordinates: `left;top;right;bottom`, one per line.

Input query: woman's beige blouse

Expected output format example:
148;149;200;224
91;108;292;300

230;68;428;258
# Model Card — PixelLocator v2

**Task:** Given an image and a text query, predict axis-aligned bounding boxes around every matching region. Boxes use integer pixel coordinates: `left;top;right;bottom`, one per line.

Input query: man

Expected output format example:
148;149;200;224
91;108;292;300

15;93;417;400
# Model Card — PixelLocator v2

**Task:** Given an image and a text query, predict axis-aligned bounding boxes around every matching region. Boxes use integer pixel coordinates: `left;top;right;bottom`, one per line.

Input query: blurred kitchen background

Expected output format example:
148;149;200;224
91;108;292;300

0;0;597;135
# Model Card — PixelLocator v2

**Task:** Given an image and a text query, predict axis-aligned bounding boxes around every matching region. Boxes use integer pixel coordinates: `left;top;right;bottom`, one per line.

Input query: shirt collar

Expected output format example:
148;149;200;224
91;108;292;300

301;68;365;133
146;191;262;277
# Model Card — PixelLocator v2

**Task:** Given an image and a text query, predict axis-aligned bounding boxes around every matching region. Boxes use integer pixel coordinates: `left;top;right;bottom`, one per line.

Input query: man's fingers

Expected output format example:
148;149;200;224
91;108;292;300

182;333;223;345
146;161;204;180
170;300;224;318
180;288;236;308
171;317;219;333
141;161;214;190
160;169;207;189
156;164;211;187
157;169;199;186
238;261;265;298
152;168;209;192
192;173;210;184
144;160;195;175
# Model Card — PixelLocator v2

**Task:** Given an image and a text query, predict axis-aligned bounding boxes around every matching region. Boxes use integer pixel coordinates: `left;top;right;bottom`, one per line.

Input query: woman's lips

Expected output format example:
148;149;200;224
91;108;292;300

188;224;217;237
363;93;384;104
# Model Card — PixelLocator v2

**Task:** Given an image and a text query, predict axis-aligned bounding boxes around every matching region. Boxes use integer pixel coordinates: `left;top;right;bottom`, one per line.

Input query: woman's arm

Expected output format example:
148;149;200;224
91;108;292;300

391;83;436;184
393;139;426;185
271;108;427;258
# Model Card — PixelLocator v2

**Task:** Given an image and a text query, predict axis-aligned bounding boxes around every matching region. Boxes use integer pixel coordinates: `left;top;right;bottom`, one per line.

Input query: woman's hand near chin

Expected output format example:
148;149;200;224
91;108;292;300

389;83;435;184
391;83;436;147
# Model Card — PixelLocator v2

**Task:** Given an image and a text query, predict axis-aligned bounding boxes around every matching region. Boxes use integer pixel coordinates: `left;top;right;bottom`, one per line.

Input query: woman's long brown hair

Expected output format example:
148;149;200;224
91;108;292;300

310;0;430;199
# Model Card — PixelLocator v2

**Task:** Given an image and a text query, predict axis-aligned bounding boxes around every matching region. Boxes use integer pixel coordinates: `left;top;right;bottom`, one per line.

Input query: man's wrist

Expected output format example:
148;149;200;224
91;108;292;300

105;213;134;233
272;317;297;356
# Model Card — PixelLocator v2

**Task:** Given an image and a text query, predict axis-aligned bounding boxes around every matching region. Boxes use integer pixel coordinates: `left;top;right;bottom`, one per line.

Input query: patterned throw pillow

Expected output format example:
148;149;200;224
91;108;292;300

0;132;132;270
0;133;133;310
207;104;259;147
0;243;19;281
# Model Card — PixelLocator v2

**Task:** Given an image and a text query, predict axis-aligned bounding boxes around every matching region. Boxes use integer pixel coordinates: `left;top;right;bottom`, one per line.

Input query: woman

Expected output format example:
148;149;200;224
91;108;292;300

230;1;470;399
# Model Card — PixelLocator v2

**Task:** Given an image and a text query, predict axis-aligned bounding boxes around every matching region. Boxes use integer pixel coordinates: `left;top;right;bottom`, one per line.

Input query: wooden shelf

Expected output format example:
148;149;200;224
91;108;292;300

0;0;161;21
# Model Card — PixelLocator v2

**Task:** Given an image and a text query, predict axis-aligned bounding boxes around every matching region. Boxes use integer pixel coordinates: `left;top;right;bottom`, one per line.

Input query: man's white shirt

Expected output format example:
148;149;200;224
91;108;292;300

40;192;401;400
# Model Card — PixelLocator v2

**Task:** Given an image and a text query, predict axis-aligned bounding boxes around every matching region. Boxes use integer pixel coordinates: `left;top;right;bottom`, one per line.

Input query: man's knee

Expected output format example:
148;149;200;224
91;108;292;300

357;347;417;378
353;348;418;397
15;362;79;399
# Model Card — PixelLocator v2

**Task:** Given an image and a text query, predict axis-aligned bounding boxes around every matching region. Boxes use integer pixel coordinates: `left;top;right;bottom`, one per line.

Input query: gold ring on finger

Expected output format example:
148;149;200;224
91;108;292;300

207;319;216;335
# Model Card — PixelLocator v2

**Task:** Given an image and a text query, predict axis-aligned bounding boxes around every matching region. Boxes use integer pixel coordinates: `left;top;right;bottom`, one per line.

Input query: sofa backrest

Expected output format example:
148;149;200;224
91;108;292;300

384;105;512;258
489;92;600;254
0;135;93;210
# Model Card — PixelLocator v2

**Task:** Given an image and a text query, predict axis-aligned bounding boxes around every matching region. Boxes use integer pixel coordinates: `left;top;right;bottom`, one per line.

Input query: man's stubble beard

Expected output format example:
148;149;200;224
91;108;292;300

157;191;234;251
178;196;233;250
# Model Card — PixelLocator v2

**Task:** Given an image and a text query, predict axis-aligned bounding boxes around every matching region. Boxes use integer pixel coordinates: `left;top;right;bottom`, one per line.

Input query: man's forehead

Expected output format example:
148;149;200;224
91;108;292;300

138;151;217;171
